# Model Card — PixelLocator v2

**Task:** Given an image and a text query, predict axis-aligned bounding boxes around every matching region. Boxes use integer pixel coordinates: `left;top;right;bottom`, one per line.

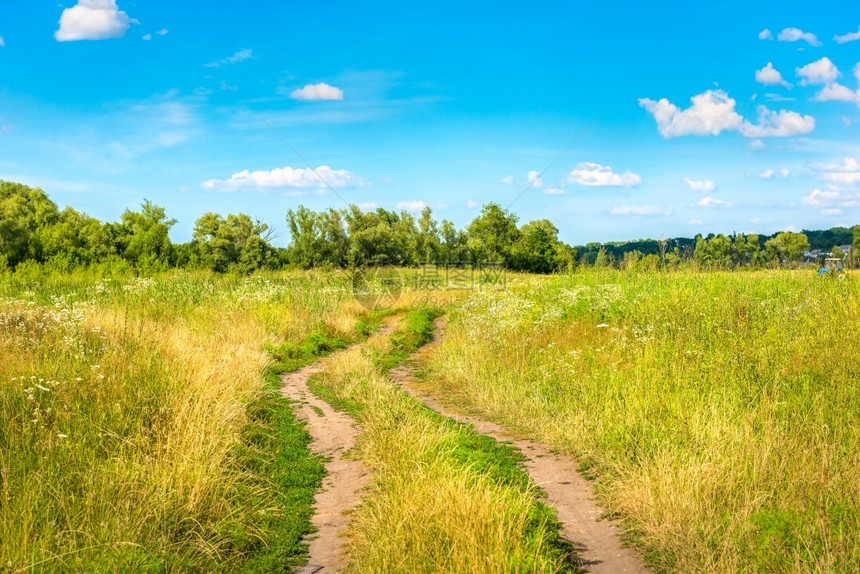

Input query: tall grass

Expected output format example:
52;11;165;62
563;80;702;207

429;269;860;573
310;310;575;573
0;269;363;571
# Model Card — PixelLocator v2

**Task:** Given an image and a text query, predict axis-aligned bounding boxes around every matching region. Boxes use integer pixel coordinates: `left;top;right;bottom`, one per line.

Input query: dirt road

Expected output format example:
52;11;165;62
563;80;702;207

390;319;650;574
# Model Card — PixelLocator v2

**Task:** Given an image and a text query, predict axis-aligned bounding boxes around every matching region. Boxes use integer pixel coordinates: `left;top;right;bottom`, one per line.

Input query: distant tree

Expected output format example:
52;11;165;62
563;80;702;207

510;219;562;273
0;181;59;267
466;203;519;263
115;200;176;267
831;245;845;259
193;212;274;273
40;206;115;266
415;206;441;263
593;247;610;268
764;232;810;265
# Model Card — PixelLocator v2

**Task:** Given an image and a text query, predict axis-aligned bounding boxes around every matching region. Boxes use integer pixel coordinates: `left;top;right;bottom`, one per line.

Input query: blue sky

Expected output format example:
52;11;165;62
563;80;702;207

1;1;859;245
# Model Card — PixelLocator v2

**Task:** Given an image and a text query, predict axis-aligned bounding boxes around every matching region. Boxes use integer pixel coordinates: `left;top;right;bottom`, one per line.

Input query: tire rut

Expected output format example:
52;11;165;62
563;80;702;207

281;325;395;573
390;318;651;574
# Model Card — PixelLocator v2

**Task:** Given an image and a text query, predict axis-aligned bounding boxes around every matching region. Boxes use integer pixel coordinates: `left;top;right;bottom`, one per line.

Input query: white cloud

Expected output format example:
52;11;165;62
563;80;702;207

808;157;860;185
568;162;642;187
683;177;716;191
142;33;151;41
834;26;860;44
759;28;773;40
202;165;365;191
55;0;136;42
748;139;766;151
756;168;790;179
821;208;843;215
855;63;860;84
777;27;822;46
611;205;665;216
796;57;839;85
526;170;543;188
205;48;253;68
814;82;860;104
466;199;478;208
738;106;815;137
543;187;564;195
357;202;377;210
764;93;795;102
803;188;841;205
844;116;852;127
290;83;345;101
697;196;729;208
156;28;168;36
755;62;792;87
500;175;514;185
689;219;704;225
396;200;427;211
142;28;167;41
639;90;743;137
0;37;5;48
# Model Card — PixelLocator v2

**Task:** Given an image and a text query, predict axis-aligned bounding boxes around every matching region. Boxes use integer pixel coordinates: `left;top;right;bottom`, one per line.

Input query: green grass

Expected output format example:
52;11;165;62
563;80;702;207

308;310;577;572
0;270;376;572
430;269;860;573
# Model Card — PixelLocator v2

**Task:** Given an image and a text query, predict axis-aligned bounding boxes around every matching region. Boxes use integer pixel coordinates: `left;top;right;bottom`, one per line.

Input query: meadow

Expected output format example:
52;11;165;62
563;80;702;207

2;265;858;573
0;268;370;572
429;269;860;573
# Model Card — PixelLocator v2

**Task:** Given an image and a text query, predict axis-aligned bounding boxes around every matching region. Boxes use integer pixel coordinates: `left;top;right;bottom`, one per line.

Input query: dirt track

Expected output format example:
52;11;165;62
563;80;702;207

281;329;394;573
389;319;650;574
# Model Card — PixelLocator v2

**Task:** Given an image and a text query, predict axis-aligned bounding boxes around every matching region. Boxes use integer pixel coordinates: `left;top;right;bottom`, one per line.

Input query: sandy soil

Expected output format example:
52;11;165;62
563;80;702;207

281;335;382;573
389;319;651;574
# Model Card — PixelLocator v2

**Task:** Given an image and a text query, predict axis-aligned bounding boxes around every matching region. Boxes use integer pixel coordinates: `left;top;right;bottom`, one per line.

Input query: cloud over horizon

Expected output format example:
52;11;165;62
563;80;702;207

202;165;365;191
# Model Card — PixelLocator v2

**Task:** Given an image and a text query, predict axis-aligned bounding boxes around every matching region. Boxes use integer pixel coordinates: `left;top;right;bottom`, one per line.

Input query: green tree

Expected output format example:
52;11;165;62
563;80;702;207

115;200;176;267
764;232;810;265
510;219;562;273
193;212;273;272
0;181;59;267
466;203;519;263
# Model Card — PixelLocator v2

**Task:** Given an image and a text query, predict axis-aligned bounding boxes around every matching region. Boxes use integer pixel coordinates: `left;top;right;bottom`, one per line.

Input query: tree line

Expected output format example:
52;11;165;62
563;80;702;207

1;180;858;274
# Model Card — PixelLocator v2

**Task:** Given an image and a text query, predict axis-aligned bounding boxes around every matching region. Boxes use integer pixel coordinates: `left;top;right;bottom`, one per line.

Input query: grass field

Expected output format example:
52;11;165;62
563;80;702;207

3;266;858;573
429;269;860;573
0;269;368;572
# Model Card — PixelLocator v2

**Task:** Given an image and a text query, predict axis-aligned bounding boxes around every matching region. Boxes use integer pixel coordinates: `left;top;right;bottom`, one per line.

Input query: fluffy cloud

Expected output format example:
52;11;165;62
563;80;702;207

205;49;253;68
526;170;544;188
834;26;860;44
759;29;773;40
396;200;427;211
568;162;642;187
796;57;839;86
755;62;792;88
543;187;564;195
202;165;364;191
738;106;815;138
748;139;766;151
814;83;860;104
697;196;729;208
757;168;790;179
777;27;822;46
640;90;814;138
466;199;479;208
809;157;860;185
290;83;345;101
55;0;136;42
611;205;665;216
500;175;514;185
142;28;168;41
802;188;841;206
639;90;742;137
683;177;716;192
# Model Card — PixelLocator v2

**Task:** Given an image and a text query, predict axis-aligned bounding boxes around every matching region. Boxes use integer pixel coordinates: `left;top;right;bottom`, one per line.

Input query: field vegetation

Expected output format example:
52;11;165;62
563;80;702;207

429;269;860;573
0;269;369;571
